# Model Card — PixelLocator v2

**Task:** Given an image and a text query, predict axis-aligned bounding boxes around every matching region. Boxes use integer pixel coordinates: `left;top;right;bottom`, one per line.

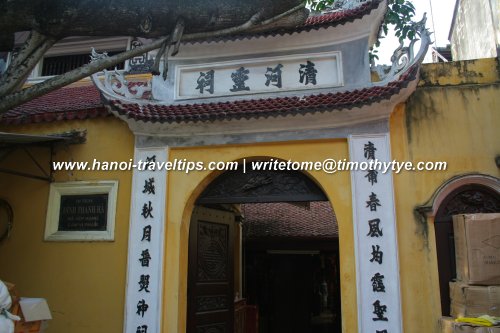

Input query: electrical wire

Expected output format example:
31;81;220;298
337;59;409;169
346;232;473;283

428;0;438;45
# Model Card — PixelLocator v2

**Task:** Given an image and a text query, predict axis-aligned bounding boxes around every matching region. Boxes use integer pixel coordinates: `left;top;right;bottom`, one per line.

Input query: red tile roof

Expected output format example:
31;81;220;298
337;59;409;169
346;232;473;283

305;0;383;29
2;64;417;125
0;1;389;125
1;85;108;125
242;201;338;240
105;65;417;124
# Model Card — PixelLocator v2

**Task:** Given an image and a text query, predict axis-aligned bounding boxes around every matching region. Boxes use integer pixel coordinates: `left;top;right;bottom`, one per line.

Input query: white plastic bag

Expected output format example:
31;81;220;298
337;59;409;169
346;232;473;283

0;280;20;333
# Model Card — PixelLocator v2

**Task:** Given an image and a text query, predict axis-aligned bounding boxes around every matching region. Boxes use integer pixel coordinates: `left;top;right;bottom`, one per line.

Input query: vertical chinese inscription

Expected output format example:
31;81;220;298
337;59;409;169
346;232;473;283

372;300;388;321
366;192;381;211
364;141;377;159
136;325;148;333
367;219;383;237
138;274;151;292
141;201;154;219
370;245;383;264
371;273;385;293
137;299;149;317
142;225;152;242
143;178;155;195
125;149;167;333
365;170;378;185
350;134;402;333
139;249;151;267
363;139;389;332
136;154;157;324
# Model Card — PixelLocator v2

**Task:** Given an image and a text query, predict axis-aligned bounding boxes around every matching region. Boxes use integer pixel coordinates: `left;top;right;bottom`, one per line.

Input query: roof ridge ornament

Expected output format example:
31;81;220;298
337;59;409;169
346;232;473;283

89;48;109;63
91;69;152;101
90;46;152;100
376;13;432;83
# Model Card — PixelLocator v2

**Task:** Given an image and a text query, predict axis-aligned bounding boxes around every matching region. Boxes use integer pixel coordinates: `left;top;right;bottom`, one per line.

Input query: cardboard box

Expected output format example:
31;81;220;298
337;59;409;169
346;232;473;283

450;282;500;317
440;317;500;333
13;298;51;333
453;214;500;285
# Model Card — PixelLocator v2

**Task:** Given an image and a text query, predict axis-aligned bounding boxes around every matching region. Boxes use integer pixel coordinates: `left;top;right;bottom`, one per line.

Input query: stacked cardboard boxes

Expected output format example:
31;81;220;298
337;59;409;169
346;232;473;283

440;214;500;333
453;214;500;286
450;283;500;318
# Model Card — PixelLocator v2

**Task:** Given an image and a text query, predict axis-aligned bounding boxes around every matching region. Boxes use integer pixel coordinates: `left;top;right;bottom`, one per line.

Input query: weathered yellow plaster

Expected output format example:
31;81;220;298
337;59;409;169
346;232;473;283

418;58;500;87
389;58;500;333
161;140;357;333
0;58;498;333
0;117;134;333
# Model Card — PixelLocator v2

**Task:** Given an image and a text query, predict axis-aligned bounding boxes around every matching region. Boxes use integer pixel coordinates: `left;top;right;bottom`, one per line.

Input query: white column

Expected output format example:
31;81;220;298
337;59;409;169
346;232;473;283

124;148;168;333
349;134;403;333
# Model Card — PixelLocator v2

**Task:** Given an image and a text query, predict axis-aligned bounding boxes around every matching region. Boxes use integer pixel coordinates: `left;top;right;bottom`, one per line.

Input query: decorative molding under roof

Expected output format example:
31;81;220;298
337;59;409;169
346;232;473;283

89;10;430;133
100;65;418;124
1;3;431;136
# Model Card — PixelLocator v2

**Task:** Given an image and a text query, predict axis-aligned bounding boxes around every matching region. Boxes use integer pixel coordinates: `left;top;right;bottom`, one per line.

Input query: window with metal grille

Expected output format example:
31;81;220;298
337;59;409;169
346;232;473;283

41;51;125;76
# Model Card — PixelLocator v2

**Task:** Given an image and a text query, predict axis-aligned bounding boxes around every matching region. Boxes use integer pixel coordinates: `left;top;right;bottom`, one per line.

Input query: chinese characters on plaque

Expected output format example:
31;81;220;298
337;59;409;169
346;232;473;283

195;61;317;95
350;135;402;333
175;52;342;100
125;149;167;333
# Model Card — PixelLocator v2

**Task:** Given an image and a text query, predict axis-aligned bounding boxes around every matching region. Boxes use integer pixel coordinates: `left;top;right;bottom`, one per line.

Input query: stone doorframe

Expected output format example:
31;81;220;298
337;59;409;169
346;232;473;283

120;131;405;333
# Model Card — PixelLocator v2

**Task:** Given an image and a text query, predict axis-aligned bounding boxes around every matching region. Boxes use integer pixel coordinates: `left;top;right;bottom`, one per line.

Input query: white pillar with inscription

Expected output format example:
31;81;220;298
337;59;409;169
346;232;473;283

349;134;403;333
124;148;168;333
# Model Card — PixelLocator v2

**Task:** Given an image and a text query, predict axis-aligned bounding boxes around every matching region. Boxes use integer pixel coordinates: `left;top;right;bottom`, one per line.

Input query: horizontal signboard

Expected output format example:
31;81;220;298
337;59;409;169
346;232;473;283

174;52;343;100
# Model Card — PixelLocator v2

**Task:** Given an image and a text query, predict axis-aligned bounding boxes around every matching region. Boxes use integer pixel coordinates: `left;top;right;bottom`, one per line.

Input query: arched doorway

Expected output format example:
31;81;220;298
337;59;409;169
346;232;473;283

187;163;340;333
434;183;500;315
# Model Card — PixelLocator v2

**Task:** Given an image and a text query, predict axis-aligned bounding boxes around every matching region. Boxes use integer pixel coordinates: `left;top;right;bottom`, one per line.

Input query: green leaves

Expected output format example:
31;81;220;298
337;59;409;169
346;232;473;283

305;0;416;53
387;0;416;42
305;0;334;11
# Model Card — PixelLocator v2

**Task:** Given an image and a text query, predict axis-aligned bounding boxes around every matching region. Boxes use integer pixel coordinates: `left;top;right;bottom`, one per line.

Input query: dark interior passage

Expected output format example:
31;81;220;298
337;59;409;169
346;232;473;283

242;202;341;333
245;251;341;333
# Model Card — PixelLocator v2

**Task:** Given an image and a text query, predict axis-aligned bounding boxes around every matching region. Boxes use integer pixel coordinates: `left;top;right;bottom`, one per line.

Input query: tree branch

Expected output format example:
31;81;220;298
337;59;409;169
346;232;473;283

0;41;166;114
0;4;305;114
0;31;57;96
4;31;48;70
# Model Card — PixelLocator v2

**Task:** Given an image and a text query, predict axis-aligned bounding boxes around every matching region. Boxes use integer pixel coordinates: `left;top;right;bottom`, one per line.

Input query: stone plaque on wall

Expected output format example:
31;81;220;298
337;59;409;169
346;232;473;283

58;194;108;231
45;181;118;241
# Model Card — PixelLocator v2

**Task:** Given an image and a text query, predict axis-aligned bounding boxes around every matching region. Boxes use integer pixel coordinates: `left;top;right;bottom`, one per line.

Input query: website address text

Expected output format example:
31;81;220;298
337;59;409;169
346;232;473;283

52;158;448;174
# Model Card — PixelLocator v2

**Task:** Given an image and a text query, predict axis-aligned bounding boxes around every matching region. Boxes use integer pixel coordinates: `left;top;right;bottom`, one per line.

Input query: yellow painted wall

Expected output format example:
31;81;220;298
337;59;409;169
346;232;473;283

0;117;134;332
390;58;500;333
0;58;498;333
161;141;357;333
162;58;500;333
